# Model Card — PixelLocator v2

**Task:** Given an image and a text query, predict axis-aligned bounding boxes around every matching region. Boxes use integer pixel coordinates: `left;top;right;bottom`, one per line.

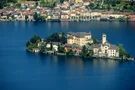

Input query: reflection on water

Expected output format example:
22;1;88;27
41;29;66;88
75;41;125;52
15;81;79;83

34;53;122;73
61;22;69;29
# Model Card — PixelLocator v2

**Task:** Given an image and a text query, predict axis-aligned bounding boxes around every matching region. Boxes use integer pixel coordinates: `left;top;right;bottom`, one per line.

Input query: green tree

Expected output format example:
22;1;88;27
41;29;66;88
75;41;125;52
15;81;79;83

66;49;74;55
30;35;41;44
116;0;121;4
88;50;94;57
112;0;116;7
38;16;46;21
40;0;45;7
58;45;65;53
40;45;46;53
60;0;64;4
46;33;60;42
50;43;53;50
33;12;38;21
107;4;111;11
81;45;88;57
15;3;21;8
25;15;28;21
8;0;17;3
0;0;7;9
26;41;31;47
89;3;95;10
119;44;130;58
35;1;38;6
93;38;98;44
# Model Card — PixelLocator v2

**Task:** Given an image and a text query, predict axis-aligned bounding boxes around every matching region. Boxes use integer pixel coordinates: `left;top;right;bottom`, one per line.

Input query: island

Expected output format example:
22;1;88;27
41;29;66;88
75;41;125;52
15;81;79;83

26;32;134;61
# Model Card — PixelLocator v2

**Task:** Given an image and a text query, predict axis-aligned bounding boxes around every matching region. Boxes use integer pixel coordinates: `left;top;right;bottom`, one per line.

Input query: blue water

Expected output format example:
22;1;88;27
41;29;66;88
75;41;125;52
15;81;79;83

0;21;135;90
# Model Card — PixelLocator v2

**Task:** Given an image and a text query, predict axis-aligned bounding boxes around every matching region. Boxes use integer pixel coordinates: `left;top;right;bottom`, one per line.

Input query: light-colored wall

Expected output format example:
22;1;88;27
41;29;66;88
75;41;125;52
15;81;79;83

67;33;92;46
61;15;69;19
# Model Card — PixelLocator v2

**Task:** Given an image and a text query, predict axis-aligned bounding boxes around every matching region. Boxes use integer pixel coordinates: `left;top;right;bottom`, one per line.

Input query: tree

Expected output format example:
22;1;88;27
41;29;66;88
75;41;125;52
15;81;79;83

26;41;31;47
50;42;53;50
66;49;74;55
58;45;65;53
33;12;38;21
25;15;28;21
46;33;61;43
40;45;46;53
38;16;46;21
8;0;17;3
81;45;93;57
88;50;93;57
119;44;130;58
30;35;41;44
40;0;45;7
116;0;120;4
81;45;88;57
60;35;67;44
112;0;116;7
0;0;6;9
35;1;38;6
15;3;21;8
60;0;64;4
107;4;111;11
89;3;95;10
93;38;98;44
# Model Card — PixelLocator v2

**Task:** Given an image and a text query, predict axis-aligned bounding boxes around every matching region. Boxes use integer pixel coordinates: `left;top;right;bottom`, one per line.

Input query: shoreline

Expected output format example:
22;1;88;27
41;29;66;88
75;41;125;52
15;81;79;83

26;49;134;61
1;20;135;22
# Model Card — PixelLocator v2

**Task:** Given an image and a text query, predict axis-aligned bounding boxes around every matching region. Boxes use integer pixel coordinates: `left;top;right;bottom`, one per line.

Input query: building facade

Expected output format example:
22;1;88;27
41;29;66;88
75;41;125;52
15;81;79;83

91;34;119;58
67;32;93;46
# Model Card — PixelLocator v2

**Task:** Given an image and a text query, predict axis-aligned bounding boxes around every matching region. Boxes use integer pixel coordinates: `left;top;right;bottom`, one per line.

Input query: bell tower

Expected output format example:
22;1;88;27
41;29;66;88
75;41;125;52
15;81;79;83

102;34;106;44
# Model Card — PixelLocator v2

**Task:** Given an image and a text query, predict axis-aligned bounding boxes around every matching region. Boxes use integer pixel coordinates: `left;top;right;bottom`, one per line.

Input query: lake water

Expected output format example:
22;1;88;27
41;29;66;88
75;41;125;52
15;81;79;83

0;21;135;90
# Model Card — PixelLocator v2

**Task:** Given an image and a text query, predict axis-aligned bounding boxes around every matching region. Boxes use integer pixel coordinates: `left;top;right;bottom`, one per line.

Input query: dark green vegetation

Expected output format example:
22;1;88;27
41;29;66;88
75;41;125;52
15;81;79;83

0;0;20;9
119;44;130;59
58;45;65;53
26;35;41;51
26;33;67;52
1;0;135;13
46;32;67;44
40;0;56;8
33;12;46;21
81;45;93;58
89;0;135;12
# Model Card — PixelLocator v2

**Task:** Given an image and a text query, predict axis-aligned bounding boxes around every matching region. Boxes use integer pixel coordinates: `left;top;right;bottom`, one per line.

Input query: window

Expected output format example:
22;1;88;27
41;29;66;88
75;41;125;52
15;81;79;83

105;50;107;53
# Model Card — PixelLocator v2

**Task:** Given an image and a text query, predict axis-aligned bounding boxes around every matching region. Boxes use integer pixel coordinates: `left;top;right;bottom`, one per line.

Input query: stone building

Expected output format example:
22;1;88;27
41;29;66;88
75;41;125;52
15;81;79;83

90;34;119;58
67;32;93;46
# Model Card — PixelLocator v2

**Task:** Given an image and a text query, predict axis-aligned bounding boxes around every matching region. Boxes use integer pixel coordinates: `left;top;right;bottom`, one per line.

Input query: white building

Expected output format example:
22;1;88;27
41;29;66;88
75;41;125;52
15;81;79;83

90;34;119;58
46;42;60;51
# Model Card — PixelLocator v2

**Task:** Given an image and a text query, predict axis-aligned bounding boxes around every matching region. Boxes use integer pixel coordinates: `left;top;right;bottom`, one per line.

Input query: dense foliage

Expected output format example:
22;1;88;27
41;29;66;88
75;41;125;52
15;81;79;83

33;12;46;21
58;45;65;53
119;44;130;58
89;0;135;12
40;0;56;8
26;35;41;50
46;33;67;44
66;49;74;55
81;45;93;58
0;0;18;9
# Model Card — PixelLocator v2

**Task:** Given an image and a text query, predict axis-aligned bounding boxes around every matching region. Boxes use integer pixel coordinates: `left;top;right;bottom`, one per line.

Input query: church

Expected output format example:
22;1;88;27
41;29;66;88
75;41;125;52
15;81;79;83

90;34;119;58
